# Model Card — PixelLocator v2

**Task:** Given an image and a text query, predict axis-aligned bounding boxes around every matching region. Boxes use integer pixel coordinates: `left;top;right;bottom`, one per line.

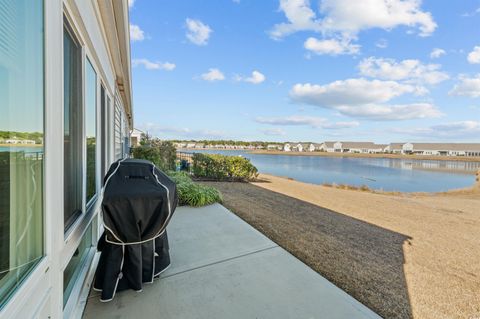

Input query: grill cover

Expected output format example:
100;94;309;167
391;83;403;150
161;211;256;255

93;159;178;302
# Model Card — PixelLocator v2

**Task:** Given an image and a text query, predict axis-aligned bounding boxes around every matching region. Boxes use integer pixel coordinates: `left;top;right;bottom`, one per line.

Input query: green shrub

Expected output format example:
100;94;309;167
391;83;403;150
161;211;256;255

192;153;258;181
132;140;176;171
167;171;222;207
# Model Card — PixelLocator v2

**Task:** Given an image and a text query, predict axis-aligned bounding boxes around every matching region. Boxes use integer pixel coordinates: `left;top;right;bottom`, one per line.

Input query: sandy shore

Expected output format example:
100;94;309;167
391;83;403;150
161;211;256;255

250;149;480;162
202;174;480;319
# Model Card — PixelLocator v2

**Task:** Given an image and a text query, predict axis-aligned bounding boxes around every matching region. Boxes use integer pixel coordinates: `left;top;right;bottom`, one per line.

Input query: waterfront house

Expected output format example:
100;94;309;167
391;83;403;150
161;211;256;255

320;141;387;153
195;143;205;149
385;143;480;156
308;143;321;152
283;143;292;152
0;1;132;318
267;144;281;150
186;142;196;148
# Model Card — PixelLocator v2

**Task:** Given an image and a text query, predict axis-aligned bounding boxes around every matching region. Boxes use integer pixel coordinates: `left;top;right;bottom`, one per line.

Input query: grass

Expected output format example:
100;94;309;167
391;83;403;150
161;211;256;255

168;171;222;207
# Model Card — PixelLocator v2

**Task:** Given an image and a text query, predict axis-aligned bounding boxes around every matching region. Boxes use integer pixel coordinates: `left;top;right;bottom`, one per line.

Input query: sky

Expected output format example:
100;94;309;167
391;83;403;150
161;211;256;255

128;0;480;143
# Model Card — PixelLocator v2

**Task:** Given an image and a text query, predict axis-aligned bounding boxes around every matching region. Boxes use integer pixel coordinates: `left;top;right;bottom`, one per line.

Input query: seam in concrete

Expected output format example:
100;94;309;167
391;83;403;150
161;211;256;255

87;244;279;300
159;245;279;280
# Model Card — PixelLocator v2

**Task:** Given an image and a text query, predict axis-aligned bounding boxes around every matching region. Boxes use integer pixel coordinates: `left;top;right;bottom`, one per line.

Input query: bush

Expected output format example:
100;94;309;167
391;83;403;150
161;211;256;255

167;171;222;207
192;153;258;181
132;140;176;171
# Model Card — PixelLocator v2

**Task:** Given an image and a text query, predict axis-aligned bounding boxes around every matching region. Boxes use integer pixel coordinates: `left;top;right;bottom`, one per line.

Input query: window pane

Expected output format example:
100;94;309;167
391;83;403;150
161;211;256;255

63;225;92;307
64;23;83;230
100;86;107;184
0;0;44;307
86;60;97;204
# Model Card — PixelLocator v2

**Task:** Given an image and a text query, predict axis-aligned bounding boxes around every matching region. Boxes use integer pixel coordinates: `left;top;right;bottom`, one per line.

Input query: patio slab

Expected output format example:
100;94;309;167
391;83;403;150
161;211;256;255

83;203;380;319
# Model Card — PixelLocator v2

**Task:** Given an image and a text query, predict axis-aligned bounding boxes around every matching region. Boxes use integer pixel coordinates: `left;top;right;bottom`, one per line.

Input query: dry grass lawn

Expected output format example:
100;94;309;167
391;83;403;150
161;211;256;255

202;174;480;319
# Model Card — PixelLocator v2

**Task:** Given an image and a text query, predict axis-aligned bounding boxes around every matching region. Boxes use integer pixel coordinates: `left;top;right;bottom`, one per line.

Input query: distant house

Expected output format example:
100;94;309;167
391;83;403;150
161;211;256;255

174;142;187;149
283;143;291;152
195;143;205;149
267;144;281;150
130;128;144;147
319;141;387;153
384;143;480;156
308;143;321;152
186;142;196;148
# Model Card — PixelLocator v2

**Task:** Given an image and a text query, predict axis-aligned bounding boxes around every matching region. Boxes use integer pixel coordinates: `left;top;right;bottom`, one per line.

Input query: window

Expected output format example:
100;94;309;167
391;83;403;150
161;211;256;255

85;60;97;204
0;0;44;307
64;20;83;230
100;86;109;183
63;225;93;307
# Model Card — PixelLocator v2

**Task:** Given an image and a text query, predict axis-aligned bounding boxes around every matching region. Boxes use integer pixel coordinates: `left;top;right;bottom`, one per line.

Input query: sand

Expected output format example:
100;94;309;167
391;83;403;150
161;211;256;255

202;173;480;319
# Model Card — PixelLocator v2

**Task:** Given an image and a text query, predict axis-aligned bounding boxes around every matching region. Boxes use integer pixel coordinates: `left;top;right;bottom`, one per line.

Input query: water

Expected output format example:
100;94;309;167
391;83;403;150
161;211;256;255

0;146;43;153
183;149;480;192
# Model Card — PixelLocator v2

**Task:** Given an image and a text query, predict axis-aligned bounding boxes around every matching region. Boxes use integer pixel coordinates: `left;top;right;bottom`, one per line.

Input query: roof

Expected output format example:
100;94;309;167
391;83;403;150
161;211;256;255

341;142;379;149
412;143;480;151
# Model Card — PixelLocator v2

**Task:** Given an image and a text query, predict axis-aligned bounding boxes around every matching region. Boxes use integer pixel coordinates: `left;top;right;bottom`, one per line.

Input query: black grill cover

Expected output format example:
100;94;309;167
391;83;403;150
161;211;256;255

93;159;178;302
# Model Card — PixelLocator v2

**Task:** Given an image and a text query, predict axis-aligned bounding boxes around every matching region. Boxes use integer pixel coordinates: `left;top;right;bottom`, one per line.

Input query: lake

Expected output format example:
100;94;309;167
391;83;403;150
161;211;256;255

183;149;480;192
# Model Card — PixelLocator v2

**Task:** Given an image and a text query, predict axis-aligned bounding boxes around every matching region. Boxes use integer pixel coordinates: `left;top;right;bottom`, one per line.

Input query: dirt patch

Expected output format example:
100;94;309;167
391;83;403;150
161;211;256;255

201;175;480;319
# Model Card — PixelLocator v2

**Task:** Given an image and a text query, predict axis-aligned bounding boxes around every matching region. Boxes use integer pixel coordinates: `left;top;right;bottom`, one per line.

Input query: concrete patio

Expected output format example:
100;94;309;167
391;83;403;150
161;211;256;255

83;203;380;319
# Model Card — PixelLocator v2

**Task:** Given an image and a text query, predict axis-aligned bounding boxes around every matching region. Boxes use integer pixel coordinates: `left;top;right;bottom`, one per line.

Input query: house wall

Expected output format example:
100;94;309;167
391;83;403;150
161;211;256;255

0;1;132;318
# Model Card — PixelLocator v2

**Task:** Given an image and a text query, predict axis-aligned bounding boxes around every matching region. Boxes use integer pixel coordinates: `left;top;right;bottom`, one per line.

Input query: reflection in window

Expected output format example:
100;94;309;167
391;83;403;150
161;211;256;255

64;21;83;230
63;225;93;307
0;0;44;307
86;59;97;204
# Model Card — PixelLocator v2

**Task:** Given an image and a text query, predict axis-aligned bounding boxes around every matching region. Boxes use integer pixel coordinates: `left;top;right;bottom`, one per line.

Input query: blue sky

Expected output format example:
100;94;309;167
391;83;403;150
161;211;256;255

128;0;480;143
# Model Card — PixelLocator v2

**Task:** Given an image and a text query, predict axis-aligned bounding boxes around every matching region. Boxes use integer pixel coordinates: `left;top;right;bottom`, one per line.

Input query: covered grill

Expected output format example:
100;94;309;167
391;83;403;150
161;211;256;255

93;159;178;302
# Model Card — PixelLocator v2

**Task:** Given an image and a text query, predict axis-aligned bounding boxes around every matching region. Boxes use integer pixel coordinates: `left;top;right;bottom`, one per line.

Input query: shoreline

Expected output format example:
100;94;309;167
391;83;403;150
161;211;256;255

0;143;43;148
249;149;480;162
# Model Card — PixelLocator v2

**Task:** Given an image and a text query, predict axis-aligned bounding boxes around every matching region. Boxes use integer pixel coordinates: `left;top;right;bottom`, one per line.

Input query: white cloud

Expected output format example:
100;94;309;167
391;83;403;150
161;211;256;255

269;0;322;39
130;24;145;41
132;59;176;71
375;38;388;49
270;0;436;40
462;7;480;17
256;115;359;129
185;18;212;46
392;121;480;138
201;68;225;81
128;0;135;8
319;0;437;37
321;121;360;129
430;48;446;59
335;103;441;120
358;57;448;85
235;70;266;84
467;46;480;64
140;123;226;139
256;115;326;128
449;74;480;97
291;79;422;106
304;37;360;55
290;79;442;121
261;128;287;136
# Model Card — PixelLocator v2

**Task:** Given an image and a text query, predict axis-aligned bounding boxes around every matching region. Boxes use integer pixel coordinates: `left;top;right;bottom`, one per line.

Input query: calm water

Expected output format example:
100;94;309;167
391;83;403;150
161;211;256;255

184;149;480;192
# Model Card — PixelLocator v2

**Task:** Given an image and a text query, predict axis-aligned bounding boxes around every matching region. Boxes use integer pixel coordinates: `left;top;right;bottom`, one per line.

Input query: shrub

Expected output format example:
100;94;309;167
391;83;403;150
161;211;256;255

192;153;258;181
167;171;222;207
132;140;176;171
